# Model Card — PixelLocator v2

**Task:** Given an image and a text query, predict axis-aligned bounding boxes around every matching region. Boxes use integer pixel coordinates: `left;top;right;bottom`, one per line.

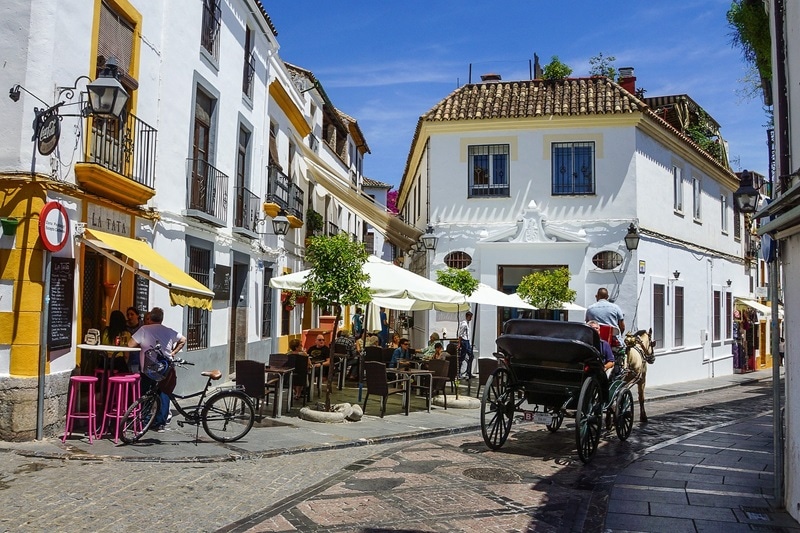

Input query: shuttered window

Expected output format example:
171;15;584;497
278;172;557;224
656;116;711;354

97;2;137;90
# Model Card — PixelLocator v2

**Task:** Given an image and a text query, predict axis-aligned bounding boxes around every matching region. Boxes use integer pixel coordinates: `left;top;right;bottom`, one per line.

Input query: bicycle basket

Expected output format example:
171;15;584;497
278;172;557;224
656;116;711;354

143;345;172;382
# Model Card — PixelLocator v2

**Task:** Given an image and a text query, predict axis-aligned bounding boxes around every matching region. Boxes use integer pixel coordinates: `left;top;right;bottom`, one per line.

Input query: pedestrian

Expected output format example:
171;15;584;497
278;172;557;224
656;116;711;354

352;307;364;339
379;307;389;347
459;311;474;379
585;288;626;348
128;307;187;432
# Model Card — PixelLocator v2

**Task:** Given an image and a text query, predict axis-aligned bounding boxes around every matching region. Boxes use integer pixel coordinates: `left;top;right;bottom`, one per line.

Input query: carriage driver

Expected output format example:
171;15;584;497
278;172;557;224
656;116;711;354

585;288;626;350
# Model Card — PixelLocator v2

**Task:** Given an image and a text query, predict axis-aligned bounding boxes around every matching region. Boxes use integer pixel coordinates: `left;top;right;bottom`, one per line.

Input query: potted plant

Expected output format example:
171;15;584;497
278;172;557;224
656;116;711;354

306;208;324;236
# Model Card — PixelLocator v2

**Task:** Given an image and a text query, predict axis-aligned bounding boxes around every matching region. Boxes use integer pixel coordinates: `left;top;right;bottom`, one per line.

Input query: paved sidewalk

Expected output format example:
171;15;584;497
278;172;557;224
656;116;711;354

2;368;797;530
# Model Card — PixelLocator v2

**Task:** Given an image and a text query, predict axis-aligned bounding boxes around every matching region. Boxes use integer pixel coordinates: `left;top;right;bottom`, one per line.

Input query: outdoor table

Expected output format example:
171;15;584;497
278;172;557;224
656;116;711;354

391;368;434;413
77;344;140;402
264;366;293;418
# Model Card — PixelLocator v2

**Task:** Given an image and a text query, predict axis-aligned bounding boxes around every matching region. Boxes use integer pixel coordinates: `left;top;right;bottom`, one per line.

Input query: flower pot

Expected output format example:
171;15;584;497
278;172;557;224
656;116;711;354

296;296;307;305
285;305;295;312
103;282;118;298
0;217;20;236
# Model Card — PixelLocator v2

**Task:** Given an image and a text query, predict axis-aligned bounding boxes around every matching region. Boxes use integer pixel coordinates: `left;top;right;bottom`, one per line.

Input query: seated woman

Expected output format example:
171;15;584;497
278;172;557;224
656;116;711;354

101;309;132;372
419;332;441;360
388;333;401;349
431;342;444;360
288;338;309;401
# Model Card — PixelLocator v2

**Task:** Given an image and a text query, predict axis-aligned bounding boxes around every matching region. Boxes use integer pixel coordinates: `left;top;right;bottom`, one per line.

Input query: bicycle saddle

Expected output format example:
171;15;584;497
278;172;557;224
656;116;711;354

201;370;223;380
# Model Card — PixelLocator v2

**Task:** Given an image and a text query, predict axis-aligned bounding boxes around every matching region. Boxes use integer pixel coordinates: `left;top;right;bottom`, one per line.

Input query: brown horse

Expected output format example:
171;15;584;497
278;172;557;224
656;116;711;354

624;329;655;423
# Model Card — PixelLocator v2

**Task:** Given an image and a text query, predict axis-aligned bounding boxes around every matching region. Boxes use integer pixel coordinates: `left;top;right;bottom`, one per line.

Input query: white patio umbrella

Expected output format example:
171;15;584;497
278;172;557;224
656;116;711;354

270;255;467;304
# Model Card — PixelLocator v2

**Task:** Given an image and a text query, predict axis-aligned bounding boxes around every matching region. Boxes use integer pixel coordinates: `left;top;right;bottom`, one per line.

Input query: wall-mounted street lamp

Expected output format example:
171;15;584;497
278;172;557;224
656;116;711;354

271;210;290;236
733;169;760;214
727;279;732;287
624;223;640;251
9;57;129;156
673;270;680;280
420;224;438;252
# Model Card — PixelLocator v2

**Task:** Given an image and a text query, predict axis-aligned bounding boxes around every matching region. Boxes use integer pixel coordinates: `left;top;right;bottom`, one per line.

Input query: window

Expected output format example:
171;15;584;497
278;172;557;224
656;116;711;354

443;251;472;269
552;142;595;195
713;289;721;341
187;245;211;350
673;165;683;212
725;292;732;339
591;251;623;270
733;202;741;240
234;126;251;229
653;283;665;349
692;176;702;220
720;194;729;234
242;26;255;98
261;268;273;338
674;286;684;347
468;144;509;197
201;0;221;58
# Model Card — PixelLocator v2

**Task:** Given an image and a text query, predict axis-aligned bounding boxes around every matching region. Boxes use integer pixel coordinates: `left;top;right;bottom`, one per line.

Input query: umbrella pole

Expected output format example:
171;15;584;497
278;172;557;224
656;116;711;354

358;305;371;403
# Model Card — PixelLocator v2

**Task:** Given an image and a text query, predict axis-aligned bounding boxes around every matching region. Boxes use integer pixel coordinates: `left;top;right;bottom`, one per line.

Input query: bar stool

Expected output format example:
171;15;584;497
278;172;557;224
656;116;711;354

62;375;99;444
101;374;139;443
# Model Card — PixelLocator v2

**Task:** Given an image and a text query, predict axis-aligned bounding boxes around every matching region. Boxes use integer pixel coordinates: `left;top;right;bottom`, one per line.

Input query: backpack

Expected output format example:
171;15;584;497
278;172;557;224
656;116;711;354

142;340;172;382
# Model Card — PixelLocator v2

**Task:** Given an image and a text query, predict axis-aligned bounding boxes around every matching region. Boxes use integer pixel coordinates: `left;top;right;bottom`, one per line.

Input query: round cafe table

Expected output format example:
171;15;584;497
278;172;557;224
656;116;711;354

77;344;140;401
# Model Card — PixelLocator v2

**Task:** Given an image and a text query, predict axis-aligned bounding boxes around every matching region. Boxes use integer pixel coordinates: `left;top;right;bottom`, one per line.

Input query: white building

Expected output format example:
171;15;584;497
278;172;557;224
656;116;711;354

396;71;751;387
0;0;411;440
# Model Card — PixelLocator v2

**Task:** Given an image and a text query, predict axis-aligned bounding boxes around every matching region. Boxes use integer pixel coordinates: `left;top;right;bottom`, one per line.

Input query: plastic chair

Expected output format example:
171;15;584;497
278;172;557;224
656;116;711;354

63;375;99;444
101;374;139;443
363;361;408;418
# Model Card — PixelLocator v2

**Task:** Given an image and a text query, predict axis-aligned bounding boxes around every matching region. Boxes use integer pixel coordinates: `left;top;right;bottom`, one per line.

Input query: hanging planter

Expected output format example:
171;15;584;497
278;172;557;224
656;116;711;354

0;217;20;236
296;295;307;305
103;281;119;298
284;304;295;312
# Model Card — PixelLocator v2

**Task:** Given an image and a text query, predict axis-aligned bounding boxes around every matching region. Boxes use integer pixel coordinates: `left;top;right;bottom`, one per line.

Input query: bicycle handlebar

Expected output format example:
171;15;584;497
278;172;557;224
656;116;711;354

173;357;195;366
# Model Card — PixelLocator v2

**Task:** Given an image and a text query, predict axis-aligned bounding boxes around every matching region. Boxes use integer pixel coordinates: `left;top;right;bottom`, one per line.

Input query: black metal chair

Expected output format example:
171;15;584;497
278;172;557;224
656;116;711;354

444;354;459;394
422;358;449;410
475;357;499;398
364;345;383;363
363;361;408;418
293;353;310;405
235;360;272;418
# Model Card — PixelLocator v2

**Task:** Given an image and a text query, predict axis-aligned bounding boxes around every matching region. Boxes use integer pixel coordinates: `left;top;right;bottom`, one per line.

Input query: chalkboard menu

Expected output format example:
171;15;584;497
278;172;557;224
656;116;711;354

48;257;75;350
214;264;231;301
134;271;149;314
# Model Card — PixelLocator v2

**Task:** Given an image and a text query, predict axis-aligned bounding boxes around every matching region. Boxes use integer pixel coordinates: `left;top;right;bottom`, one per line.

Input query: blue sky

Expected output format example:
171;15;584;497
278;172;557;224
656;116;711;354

267;1;769;189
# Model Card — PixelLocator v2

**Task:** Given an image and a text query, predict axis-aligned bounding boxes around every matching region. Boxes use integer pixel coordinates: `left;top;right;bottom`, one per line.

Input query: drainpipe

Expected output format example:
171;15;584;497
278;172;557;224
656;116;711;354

36;251;52;440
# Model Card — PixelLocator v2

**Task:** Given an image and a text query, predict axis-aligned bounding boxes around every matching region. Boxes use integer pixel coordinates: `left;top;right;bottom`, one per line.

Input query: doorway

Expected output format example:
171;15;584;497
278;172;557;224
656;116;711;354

228;260;249;373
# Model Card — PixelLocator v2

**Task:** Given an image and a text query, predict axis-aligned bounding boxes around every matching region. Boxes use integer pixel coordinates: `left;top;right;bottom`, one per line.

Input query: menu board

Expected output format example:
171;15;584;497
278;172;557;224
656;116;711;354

47;257;75;350
134;271;149;314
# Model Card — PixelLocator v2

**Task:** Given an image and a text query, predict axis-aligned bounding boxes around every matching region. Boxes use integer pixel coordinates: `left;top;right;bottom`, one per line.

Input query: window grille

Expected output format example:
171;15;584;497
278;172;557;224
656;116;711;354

443;251;472;269
187;245;210;350
653;283;665;348
552;142;595;195
674;286;684;347
591;251;623;270
468;144;509;197
261;268;273;338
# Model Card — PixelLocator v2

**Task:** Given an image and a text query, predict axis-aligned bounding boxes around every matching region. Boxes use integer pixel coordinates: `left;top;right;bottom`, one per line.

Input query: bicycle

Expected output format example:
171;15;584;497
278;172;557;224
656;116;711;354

120;358;255;444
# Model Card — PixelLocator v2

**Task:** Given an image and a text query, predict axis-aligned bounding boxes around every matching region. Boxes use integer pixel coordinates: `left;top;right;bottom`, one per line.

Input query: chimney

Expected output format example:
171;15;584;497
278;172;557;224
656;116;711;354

618;66;636;94
480;73;502;83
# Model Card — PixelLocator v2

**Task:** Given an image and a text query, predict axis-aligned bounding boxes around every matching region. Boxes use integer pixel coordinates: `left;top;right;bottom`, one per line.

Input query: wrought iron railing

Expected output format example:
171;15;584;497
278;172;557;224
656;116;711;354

243;53;255;99
187;158;228;223
266;165;291;209
201;0;221;58
327;222;339;236
289;182;304;222
234;185;259;232
86;113;157;189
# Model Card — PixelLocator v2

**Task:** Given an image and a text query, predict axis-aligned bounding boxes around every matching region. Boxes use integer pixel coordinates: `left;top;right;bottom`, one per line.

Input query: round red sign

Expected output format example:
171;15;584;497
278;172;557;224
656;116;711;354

39;202;70;252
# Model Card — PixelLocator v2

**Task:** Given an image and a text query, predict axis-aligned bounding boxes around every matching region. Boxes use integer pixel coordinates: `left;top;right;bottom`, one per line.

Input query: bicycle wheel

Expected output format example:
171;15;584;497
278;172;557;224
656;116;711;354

120;393;159;444
575;375;603;464
201;390;255;442
480;368;514;450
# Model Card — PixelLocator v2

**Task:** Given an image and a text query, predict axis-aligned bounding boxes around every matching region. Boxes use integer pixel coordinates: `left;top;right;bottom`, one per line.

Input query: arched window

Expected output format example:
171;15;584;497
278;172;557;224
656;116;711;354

591;250;623;270
443;251;472;269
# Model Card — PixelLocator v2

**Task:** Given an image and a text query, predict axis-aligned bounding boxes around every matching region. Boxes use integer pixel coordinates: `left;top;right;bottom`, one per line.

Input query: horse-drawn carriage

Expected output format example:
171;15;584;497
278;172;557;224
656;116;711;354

480;319;653;463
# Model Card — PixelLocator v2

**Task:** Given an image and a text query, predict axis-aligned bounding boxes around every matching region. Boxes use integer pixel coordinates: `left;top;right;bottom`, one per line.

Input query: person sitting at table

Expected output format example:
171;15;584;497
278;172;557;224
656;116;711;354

389;338;412;369
365;334;380;348
126;307;142;336
307;334;331;372
334;330;359;380
388;333;402;349
431;342;444;360
419;332;441;360
287;338;309;401
101;310;131;372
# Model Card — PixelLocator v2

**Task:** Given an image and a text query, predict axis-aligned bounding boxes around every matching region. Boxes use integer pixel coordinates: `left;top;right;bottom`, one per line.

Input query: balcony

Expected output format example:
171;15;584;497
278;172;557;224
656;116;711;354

233;185;260;238
74;113;157;207
185;158;228;226
327;221;339;236
264;165;304;229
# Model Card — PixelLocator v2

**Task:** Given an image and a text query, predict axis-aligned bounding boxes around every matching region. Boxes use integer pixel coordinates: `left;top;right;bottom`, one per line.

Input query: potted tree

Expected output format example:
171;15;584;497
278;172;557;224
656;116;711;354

516;267;577;320
302;232;371;417
435;267;479;401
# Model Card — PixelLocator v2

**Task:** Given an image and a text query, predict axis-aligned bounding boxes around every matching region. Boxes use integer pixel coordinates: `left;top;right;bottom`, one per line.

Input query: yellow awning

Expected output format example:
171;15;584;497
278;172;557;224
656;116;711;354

82;229;214;310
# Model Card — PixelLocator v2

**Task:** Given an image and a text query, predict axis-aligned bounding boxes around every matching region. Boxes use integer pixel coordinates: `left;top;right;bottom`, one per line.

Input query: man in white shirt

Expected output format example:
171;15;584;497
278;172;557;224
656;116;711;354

459;311;474;379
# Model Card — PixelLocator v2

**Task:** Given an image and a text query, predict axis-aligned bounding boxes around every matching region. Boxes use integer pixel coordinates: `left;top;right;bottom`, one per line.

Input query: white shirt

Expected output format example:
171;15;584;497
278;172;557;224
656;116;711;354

459;319;471;340
131;323;183;368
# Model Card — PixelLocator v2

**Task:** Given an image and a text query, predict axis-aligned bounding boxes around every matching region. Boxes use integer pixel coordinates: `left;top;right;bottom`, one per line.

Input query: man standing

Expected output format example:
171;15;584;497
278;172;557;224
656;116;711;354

459;311;474;379
128;307;186;432
585;288;626;347
379;307;389;348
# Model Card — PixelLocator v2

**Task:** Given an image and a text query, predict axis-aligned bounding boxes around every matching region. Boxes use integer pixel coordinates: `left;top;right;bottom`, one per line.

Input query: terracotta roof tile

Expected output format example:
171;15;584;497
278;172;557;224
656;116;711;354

363;177;391;188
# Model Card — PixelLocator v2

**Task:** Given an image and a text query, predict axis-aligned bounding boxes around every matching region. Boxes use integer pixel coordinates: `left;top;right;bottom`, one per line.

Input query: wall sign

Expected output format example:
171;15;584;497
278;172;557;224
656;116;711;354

638;260;646;274
48;257;75;350
87;203;130;236
36;107;61;156
39;201;70;252
134;271;150;314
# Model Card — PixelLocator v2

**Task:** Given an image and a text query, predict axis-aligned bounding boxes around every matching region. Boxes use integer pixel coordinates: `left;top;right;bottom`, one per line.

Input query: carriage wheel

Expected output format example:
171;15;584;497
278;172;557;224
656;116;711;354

481;368;515;450
614;388;634;441
575;376;603;463
546;408;564;433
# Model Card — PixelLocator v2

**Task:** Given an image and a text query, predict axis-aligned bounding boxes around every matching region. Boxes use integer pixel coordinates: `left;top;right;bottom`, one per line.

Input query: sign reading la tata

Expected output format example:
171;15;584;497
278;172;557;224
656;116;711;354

39;202;70;252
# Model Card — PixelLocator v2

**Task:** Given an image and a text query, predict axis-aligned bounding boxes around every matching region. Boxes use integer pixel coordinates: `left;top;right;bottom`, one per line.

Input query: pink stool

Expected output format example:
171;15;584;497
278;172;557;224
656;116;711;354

62;376;99;444
101;374;139;443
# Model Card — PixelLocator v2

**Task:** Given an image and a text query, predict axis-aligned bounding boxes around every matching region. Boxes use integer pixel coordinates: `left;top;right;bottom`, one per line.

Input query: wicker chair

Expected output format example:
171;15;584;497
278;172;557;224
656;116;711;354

444;354;459;394
235;360;272;417
427;358;449;409
363;361;408;418
475;357;499;398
